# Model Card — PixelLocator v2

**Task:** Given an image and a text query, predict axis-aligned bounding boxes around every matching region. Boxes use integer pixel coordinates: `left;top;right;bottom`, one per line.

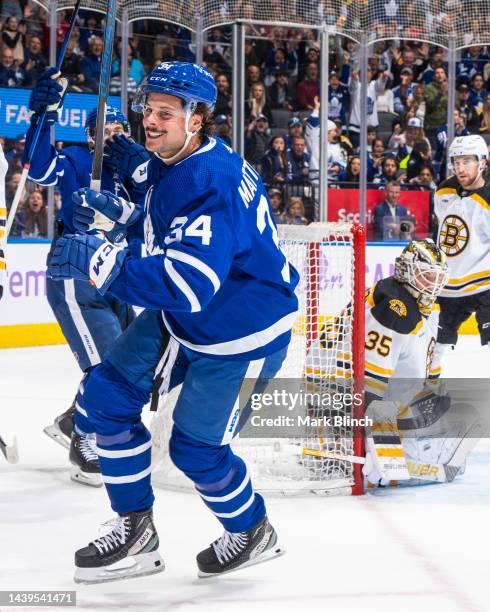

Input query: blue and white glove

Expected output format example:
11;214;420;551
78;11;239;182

47;233;128;293
72;188;140;244
29;67;68;126
104;134;150;185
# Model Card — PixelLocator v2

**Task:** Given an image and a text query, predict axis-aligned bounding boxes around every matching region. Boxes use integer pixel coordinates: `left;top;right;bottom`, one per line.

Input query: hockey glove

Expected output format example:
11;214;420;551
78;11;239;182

73;188;140;244
29;67;68;126
104;134;150;185
47;233;128;293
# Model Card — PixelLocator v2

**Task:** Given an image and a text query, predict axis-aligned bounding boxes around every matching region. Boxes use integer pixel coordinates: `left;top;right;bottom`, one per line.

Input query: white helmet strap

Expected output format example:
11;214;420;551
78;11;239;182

157;102;199;165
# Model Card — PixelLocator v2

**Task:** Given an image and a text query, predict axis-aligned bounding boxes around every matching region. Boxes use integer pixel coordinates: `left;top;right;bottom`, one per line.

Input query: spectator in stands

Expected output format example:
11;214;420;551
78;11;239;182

387;119;405;151
244;39;262;70
369;137;386;180
268;187;286;224
61;39;83;91
284;196;308;225
21;34;47;86
393;67;415;115
2;16;25;64
456;83;480;132
366;125;378;153
245;114;270;167
5;134;25;170
406;83;426;124
245;64;262;97
372;155;402;185
296;62;319;110
373;181;409;240
79;14;101;53
0;47;22;86
267;70;295;112
286;136;310;184
328;70;349;131
376;81;395;113
435;109;470;179
405;140;433;181
340;155;361;184
112;44;145;86
245;82;273;124
23;189;47;237
479;92;490;133
261;135;289;185
348;67;389;149
397;117;431;168
213;115;231;146
470;72;487;108
391;47;423;85
425;65;449;144
409;165;437;190
214;73;232;116
80;36;103;93
284;117;304;149
297;46;320;81
459;45;489;81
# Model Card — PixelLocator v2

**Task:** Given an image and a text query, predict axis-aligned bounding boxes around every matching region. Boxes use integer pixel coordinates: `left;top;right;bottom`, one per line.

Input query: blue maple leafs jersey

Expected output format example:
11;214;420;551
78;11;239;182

110;137;300;360
24;126;145;236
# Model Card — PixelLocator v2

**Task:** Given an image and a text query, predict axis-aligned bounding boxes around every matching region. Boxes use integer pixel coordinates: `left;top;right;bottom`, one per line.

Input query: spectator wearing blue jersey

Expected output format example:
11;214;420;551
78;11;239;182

80;36;103;93
470;73;486;110
47;61;298;583
328;70;349;131
393;67;415;115
458;45;489;81
283;116;304;150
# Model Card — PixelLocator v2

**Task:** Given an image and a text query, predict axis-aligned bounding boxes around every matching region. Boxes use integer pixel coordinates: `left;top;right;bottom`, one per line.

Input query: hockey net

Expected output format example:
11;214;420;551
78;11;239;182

150;223;365;496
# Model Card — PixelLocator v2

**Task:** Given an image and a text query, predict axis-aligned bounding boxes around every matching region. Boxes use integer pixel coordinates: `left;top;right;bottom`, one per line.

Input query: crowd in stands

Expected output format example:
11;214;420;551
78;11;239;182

2;1;490;236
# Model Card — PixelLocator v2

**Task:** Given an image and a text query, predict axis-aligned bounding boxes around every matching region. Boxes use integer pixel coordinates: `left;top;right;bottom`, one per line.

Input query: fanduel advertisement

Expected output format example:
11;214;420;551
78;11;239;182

0;88;121;141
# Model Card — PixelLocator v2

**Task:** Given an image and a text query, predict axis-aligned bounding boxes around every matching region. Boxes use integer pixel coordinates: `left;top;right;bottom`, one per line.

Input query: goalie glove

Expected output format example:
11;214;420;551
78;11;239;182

363;400;410;486
29;67;68;126
72;188;140;244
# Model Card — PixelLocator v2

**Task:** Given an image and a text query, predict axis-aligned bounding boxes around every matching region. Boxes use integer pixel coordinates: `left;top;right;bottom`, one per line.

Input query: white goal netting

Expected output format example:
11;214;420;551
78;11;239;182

150;223;365;496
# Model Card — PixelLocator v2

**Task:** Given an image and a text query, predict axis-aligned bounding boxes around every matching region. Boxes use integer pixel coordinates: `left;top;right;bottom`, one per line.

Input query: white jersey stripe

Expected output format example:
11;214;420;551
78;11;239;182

96;440;152;458
166;248;221;294
212;492;256;519
163;258;201;312
102;465;152;485
197;467;251;502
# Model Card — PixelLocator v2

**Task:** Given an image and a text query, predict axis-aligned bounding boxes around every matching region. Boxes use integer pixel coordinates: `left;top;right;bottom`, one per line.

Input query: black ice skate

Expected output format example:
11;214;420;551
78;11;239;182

69;432;102;487
43;403;75;449
74;508;164;584
196;516;284;578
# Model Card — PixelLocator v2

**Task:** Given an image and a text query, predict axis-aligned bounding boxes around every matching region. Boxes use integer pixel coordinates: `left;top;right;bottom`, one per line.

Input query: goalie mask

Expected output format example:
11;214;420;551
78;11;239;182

395;239;449;308
85;106;130;146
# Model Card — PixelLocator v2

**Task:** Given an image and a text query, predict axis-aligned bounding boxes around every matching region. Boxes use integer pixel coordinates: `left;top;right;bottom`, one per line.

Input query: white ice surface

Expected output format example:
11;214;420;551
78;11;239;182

0;337;489;612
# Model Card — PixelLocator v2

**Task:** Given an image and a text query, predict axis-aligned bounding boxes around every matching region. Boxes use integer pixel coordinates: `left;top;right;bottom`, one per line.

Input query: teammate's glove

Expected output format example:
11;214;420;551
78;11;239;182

47;233;128;293
29;67;68;125
104;134;150;185
72;188;140;244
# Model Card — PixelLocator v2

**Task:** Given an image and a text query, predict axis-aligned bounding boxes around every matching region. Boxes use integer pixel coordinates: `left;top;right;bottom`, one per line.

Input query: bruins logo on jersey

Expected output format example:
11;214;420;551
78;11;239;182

388;299;407;317
438;214;469;257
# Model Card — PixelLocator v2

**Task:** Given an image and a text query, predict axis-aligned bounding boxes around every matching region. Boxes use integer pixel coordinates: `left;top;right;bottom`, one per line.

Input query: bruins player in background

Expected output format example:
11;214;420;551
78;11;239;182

432;135;490;376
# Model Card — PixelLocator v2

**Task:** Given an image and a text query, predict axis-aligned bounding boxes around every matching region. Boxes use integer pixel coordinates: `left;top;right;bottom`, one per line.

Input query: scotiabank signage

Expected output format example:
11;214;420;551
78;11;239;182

326;188;431;240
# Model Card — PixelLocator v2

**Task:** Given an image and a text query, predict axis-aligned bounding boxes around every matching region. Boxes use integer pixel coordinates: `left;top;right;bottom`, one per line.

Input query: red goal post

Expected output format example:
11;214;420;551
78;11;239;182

151;222;366;496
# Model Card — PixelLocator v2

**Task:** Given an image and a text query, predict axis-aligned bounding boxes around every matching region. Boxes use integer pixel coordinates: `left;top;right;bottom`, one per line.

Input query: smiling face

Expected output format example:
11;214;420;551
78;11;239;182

142;92;202;159
28;191;44;212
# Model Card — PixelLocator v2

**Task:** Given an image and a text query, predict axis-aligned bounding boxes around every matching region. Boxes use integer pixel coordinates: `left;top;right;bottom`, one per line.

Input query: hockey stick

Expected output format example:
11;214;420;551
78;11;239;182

301;437;479;484
0;434;19;463
5;0;83;238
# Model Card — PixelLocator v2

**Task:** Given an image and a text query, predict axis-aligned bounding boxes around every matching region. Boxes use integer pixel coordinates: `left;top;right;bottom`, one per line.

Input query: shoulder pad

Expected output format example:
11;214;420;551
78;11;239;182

369;277;422;334
473;181;490;206
435;175;458;196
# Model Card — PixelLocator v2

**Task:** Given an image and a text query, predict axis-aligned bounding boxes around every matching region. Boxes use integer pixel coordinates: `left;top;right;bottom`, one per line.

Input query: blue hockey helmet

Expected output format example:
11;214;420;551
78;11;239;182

132;62;217;113
85;106;129;130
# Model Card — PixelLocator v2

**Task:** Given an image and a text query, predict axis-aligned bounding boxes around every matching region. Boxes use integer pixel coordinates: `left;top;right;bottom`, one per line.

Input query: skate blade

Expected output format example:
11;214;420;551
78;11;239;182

43;423;71;450
198;543;286;578
70;466;103;488
74;550;165;584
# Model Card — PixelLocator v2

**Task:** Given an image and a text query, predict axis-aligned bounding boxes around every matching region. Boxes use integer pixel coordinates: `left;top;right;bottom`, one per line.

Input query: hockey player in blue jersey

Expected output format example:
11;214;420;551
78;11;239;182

47;61;299;583
25;68;148;486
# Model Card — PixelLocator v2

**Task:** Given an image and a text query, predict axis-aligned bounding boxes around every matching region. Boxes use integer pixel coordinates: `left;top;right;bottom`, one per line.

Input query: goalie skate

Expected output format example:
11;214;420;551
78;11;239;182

197;516;284;578
74;509;164;584
43;404;75;450
69;432;102;487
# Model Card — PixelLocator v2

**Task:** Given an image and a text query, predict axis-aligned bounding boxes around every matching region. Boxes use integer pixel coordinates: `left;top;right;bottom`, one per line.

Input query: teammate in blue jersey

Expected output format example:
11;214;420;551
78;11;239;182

25;68;148;487
47;61;299;583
